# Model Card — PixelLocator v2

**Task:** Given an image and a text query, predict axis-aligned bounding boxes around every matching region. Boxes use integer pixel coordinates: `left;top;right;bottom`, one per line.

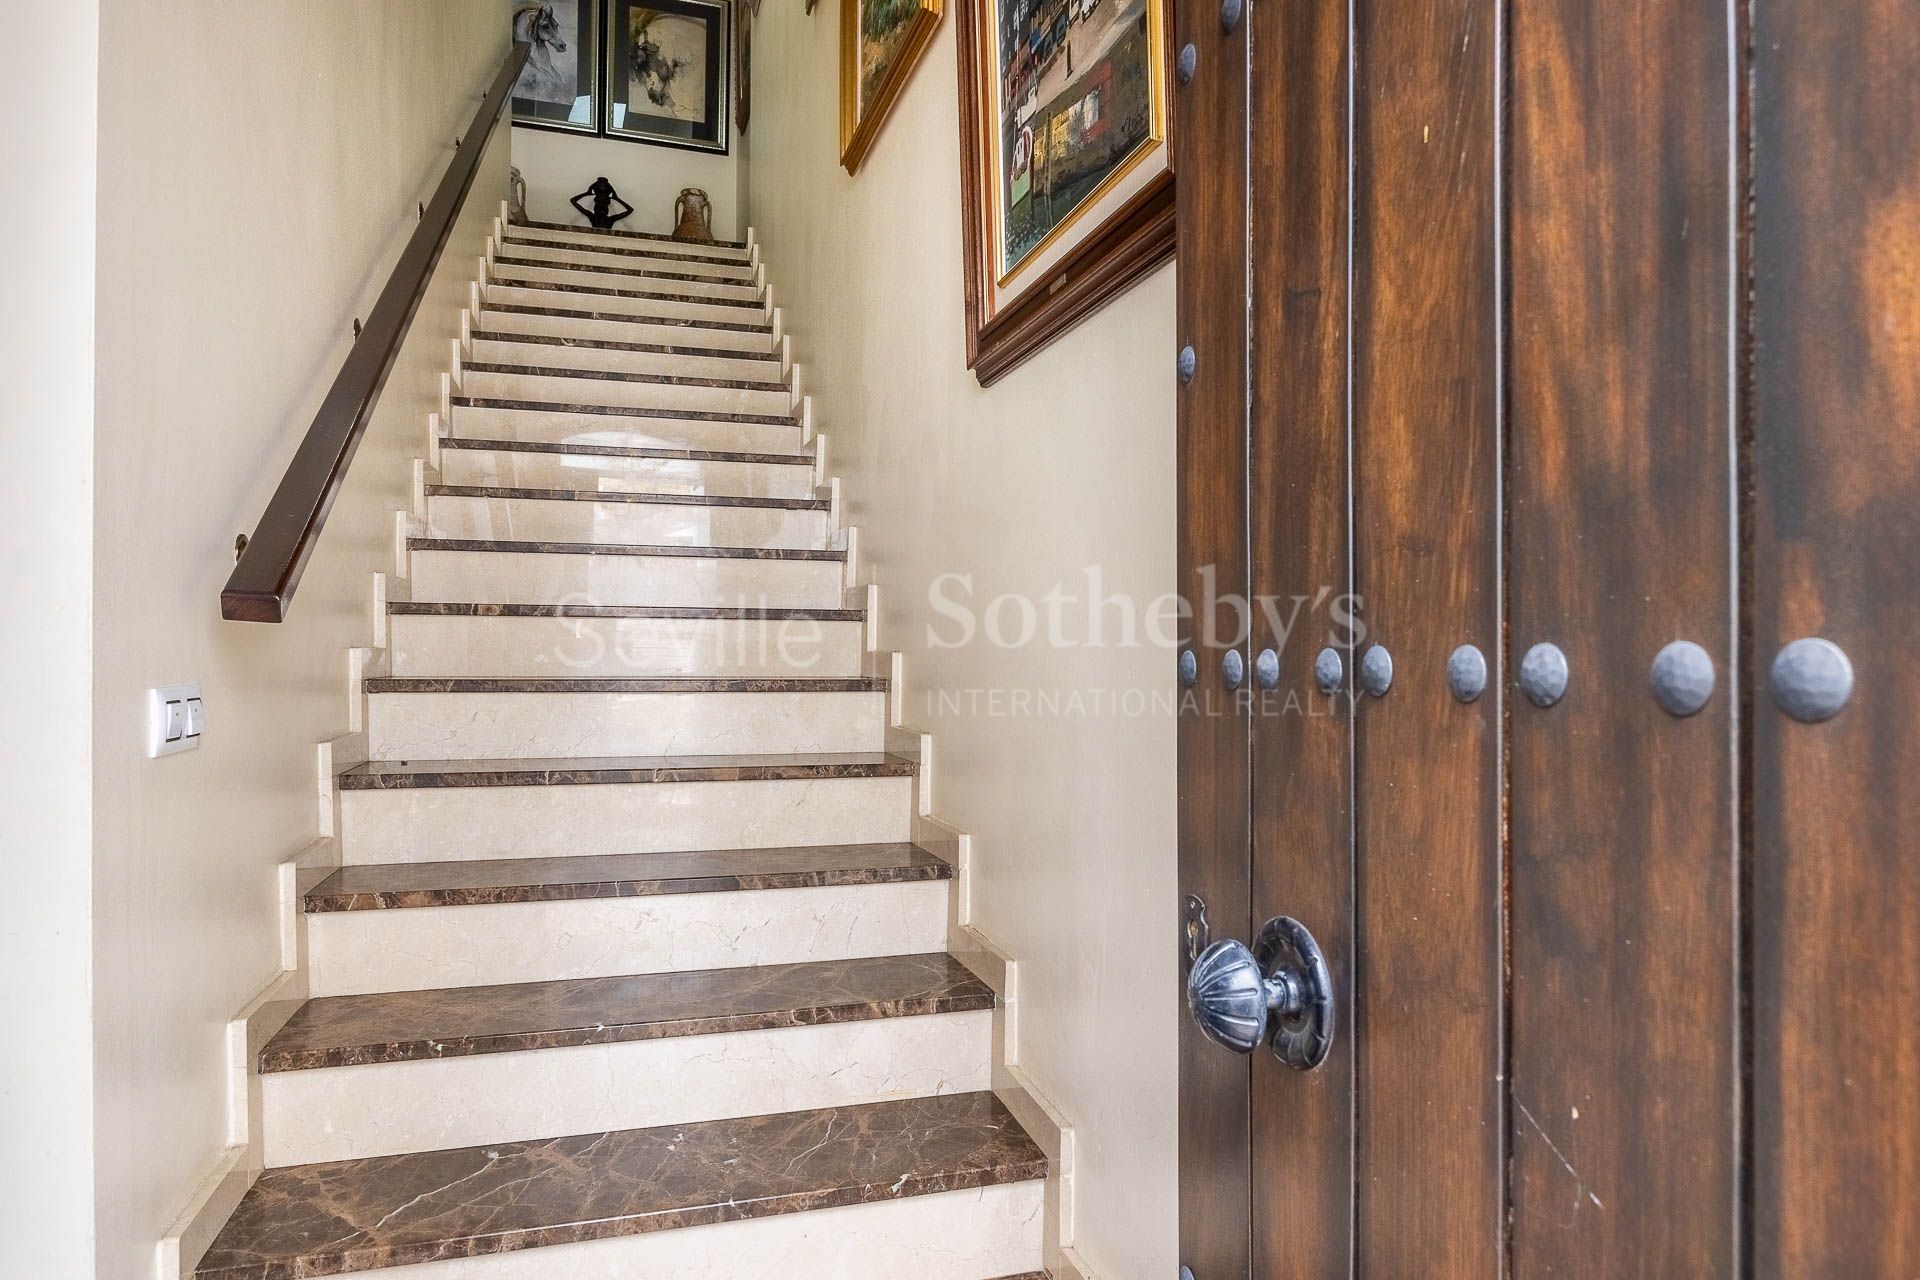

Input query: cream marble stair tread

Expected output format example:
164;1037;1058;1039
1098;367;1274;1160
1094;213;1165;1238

452;389;795;428
424;484;827;511
388;601;859;619
459;365;792;419
260;952;991;1071
439;434;812;464
499;237;758;280
406;536;840;561
423;487;830;549
196;1092;1046;1280
485;268;764;311
406;538;846;610
468;329;780;381
515;215;751;253
479;301;776;352
493;249;757;287
483;276;761;328
438;441;815;499
337;751;914;791
464;355;787;394
363;677;888;760
490;255;762;303
448;402;804;455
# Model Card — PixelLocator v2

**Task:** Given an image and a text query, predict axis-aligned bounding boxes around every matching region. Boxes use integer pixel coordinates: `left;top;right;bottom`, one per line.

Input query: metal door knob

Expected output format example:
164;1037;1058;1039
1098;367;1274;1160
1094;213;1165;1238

1185;915;1335;1070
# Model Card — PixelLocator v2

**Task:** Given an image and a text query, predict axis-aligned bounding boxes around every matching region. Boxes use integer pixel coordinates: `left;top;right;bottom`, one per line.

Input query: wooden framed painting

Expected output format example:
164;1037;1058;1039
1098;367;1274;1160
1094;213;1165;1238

604;0;731;152
839;0;943;173
510;0;602;134
955;0;1174;383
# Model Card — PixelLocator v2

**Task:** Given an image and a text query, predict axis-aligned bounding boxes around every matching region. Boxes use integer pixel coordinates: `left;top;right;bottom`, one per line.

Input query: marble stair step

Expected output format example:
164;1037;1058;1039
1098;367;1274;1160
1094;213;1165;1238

387;602;868;679
469;330;780;382
197;1092;1046;1280
490;253;763;303
258;954;994;1165
514;216;752;257
477;301;776;354
460;363;793;419
305;844;951;995
484;276;761;328
424;485;831;549
500;235;758;281
364;677;888;760
439;437;816;499
407;537;846;609
450;399;802;454
336;752;916;865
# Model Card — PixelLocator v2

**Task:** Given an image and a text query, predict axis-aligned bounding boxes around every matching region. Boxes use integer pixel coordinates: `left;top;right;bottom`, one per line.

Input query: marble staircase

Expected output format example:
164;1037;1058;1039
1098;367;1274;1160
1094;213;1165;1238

192;218;1050;1279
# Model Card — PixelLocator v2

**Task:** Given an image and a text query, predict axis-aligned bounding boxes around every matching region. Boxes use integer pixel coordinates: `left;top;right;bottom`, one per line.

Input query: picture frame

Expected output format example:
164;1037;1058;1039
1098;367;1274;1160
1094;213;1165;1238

735;3;753;135
954;0;1175;383
604;0;732;153
509;0;603;135
840;0;943;173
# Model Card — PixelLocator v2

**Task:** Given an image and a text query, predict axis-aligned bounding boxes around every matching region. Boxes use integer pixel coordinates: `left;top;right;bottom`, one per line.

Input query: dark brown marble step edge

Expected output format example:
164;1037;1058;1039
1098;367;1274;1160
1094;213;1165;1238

304;843;949;914
424;483;828;511
470;327;779;363
451;393;797;428
365;677;887;694
337;751;917;791
502;234;756;272
518;215;749;250
258;952;990;1071
388;601;865;620
487;273;765;310
483;300;773;335
494;252;761;290
440;435;812;465
193;1092;1046;1280
462;359;789;393
406;537;844;563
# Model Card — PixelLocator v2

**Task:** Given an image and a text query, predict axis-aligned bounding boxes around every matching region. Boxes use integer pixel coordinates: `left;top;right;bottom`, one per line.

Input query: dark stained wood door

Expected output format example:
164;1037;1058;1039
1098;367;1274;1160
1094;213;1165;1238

1177;2;1920;1276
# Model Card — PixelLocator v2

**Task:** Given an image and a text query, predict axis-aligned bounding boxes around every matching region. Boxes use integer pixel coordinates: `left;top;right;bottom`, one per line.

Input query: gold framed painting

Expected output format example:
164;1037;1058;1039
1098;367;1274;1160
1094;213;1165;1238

839;0;943;173
955;0;1173;382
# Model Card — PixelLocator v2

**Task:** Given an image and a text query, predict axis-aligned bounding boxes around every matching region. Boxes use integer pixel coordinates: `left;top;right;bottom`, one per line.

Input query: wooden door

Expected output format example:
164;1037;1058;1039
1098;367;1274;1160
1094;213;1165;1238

1176;2;1920;1276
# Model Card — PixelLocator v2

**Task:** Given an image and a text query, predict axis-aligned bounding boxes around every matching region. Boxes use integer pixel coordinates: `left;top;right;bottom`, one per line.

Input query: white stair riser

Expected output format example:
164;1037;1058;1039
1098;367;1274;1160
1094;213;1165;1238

390;615;867;679
367;689;887;759
462;368;790;419
469;336;778;383
492;259;761;304
478;306;775;354
317;1182;1044;1280
512;223;753;263
338;775;913;862
501;237;757;281
409;549;844;609
439;447;815;499
306;879;944;993
426;494;829;548
261;1012;991;1166
451;402;801;454
486;280;758;328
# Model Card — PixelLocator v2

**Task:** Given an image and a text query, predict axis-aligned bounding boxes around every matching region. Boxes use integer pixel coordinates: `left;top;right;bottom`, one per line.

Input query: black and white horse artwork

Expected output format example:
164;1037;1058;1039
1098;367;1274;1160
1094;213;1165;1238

512;2;575;105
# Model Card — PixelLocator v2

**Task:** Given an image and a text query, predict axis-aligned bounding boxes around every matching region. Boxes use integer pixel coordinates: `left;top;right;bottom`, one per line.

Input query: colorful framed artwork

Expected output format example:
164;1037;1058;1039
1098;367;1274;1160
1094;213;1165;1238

954;0;1173;382
510;0;602;134
839;0;943;173
604;0;732;152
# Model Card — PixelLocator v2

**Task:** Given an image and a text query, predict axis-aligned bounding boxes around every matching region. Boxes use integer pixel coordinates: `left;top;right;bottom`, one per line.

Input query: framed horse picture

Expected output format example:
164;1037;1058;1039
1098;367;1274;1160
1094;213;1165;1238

604;0;732;152
509;0;602;134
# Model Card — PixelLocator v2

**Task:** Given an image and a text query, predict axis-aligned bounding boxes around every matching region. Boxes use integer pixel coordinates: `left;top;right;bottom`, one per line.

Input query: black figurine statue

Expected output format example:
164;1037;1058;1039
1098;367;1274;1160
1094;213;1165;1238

570;177;633;230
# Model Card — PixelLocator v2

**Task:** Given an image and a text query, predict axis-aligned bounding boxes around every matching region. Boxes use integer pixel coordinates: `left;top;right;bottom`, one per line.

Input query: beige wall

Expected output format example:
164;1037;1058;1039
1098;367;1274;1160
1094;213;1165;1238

90;6;503;1277
747;5;1178;1275
0;1;100;1272
514;125;743;239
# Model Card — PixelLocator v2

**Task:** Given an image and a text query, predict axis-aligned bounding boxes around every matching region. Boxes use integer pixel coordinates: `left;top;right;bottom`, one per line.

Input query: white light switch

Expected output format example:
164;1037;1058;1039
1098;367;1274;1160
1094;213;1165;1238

148;684;204;758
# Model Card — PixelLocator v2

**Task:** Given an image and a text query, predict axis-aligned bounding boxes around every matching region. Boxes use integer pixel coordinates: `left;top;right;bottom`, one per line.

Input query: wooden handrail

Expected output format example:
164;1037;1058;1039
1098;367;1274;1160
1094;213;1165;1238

222;43;530;623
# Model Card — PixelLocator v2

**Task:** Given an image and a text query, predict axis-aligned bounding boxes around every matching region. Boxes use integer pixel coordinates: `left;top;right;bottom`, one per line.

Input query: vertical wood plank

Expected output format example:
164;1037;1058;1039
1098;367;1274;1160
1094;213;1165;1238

1507;2;1739;1272
1248;0;1352;1275
1349;2;1503;1273
1752;3;1920;1273
1174;0;1252;1271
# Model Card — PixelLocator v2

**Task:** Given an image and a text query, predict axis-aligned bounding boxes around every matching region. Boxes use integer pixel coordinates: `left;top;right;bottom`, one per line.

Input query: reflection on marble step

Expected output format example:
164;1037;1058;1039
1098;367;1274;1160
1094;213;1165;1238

491;255;762;303
408;544;845;610
516;215;751;253
387;606;867;680
263;952;990;1071
501;236;757;279
480;303;776;353
450;402;803;454
469;329;778;380
306;843;949;913
364;682;888;760
196;1093;1045;1280
338;774;914;864
338;751;915;791
425;489;829;550
459;368;791;420
485;277;759;328
438;442;815;499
